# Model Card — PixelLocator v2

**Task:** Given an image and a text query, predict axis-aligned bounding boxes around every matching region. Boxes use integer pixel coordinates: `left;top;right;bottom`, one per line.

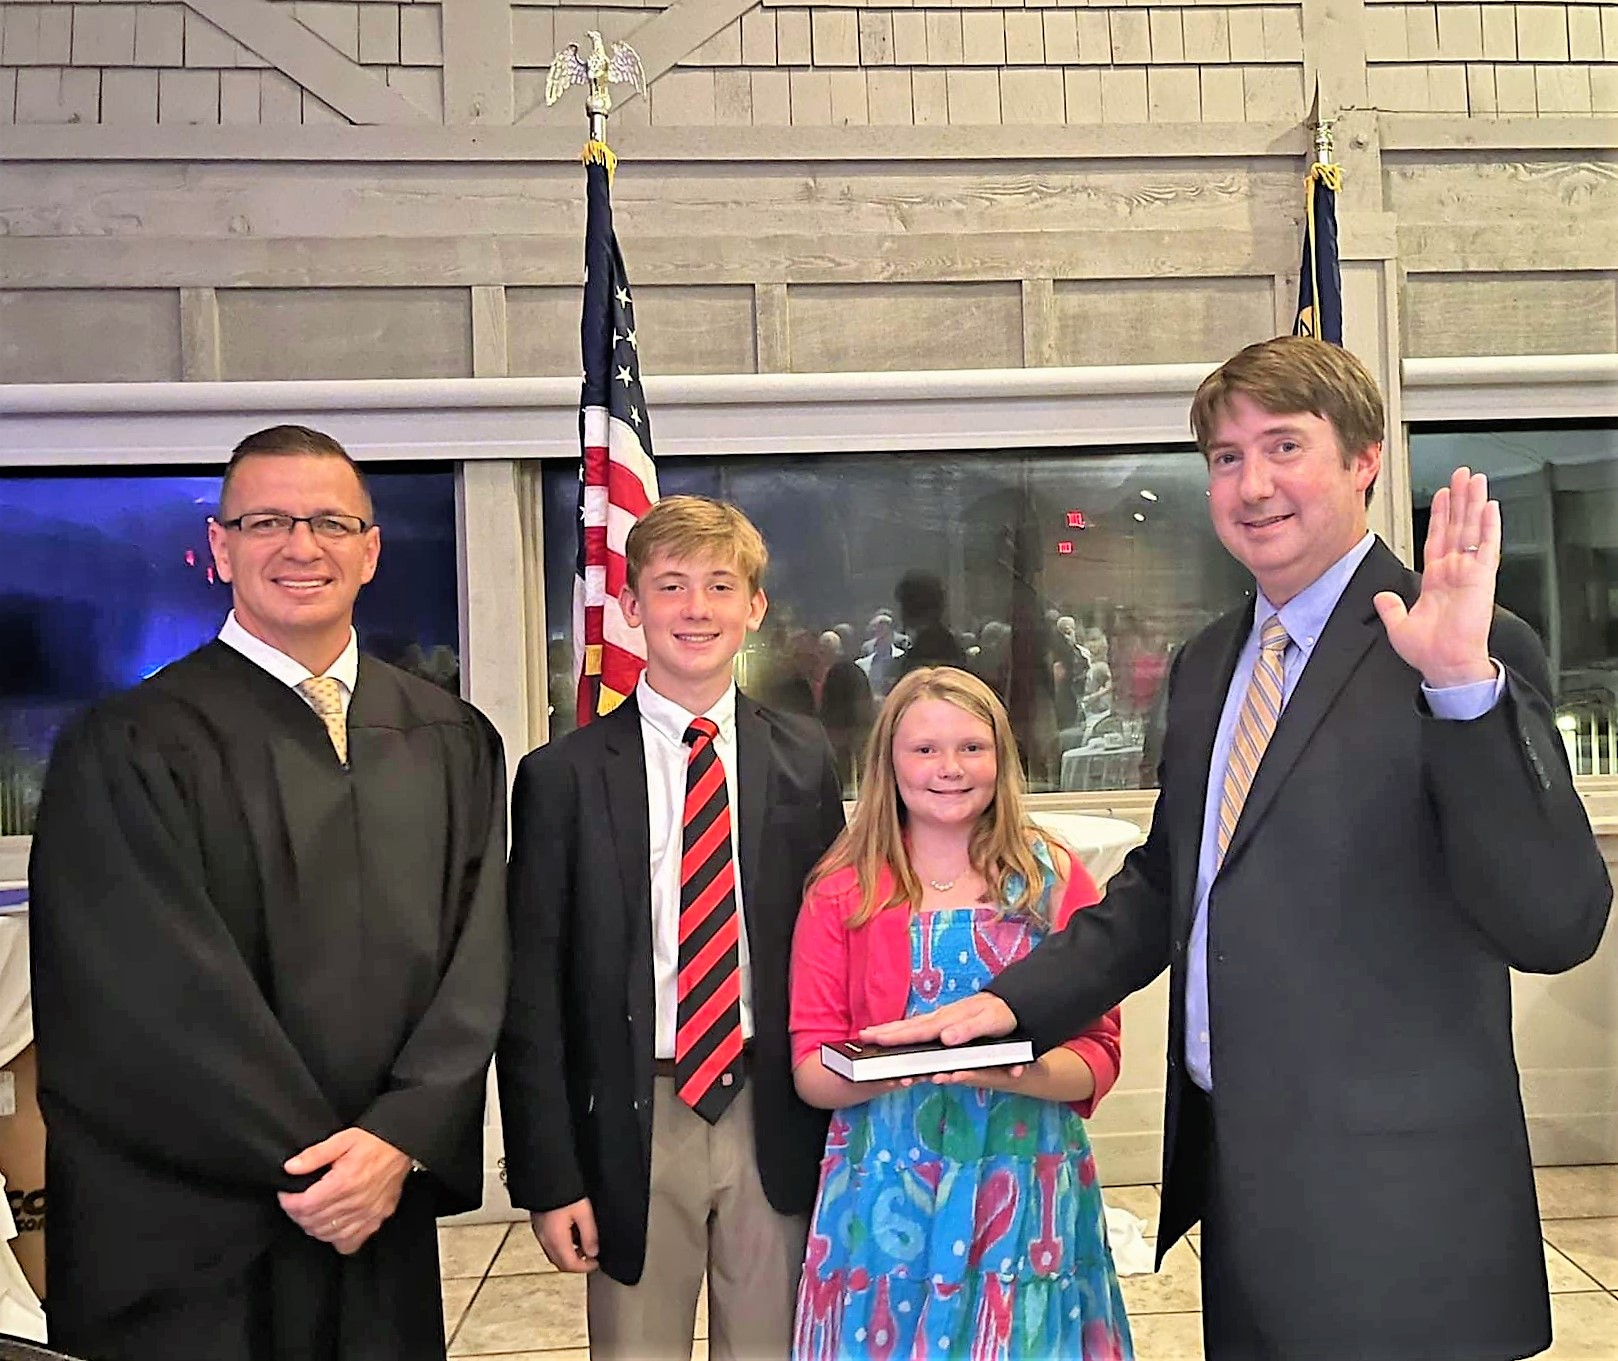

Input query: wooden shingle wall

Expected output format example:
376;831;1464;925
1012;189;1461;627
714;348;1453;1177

1;0;1613;384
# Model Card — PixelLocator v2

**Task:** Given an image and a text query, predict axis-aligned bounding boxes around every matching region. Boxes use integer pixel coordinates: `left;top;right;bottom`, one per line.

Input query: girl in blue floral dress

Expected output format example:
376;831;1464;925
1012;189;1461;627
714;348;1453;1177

789;666;1132;1361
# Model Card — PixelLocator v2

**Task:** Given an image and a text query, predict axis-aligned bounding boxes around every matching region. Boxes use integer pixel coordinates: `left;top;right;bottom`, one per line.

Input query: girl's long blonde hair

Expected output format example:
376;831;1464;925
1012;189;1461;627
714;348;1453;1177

807;666;1053;927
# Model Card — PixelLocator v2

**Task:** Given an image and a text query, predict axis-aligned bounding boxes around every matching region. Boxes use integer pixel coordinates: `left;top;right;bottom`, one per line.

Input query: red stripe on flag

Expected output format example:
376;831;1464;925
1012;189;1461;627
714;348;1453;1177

680;812;731;887
608;459;655;518
678;1026;744;1107
678;860;735;944
675;972;741;1057
598;640;646;697
604;548;629;599
676;912;739;1000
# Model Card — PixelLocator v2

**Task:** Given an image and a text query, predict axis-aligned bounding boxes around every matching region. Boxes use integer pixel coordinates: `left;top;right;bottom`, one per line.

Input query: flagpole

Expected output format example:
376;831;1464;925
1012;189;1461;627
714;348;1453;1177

1307;115;1331;344
549;31;658;725
1294;88;1344;346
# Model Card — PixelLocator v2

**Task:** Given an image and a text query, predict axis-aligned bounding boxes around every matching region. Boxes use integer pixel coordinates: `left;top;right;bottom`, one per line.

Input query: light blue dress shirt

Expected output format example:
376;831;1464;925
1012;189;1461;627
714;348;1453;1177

1185;532;1506;1091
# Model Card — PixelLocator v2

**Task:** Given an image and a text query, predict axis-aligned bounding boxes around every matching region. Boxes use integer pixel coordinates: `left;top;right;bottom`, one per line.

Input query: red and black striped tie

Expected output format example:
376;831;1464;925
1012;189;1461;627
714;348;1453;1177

676;717;744;1122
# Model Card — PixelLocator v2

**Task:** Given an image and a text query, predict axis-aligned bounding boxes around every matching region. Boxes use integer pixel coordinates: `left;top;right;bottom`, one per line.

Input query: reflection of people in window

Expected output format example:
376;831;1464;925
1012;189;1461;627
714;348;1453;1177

816;631;874;791
893;571;966;678
759;627;819;716
1051;614;1090;730
1083;661;1115;728
855;610;906;697
974;620;1010;695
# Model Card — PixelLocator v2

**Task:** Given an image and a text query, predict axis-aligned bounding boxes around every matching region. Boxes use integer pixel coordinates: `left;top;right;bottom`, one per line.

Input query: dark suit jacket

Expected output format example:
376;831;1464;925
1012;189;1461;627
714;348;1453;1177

990;540;1612;1360
498;691;846;1285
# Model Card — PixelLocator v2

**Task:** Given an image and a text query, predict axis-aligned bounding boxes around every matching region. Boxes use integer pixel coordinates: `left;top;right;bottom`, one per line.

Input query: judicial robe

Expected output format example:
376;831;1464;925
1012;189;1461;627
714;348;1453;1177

27;641;509;1361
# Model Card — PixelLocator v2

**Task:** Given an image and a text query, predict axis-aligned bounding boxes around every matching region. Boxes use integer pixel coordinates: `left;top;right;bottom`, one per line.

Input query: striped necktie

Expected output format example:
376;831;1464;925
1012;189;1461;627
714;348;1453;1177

675;717;744;1123
1215;615;1289;868
296;676;348;764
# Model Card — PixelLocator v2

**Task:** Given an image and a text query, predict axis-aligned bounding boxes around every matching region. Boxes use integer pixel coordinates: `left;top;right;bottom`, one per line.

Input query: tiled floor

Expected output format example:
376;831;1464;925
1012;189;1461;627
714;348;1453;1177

439;1165;1618;1360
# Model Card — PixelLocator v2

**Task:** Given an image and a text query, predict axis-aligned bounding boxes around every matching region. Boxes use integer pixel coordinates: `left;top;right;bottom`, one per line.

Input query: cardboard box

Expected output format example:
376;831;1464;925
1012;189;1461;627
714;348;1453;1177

0;1042;45;1300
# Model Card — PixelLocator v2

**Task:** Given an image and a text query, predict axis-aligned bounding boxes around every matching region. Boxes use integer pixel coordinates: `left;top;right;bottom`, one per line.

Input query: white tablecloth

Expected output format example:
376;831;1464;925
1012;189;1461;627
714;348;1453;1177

0;908;44;1339
0;914;32;1070
1030;812;1146;888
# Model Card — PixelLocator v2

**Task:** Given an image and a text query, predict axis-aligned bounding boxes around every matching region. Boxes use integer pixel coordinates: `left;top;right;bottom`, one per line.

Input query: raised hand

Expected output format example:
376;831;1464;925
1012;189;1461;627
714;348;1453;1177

1373;466;1499;688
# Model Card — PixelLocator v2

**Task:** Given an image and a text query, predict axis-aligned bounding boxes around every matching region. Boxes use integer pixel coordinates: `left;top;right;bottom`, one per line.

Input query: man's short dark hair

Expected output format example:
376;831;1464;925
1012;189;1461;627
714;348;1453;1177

221;425;373;519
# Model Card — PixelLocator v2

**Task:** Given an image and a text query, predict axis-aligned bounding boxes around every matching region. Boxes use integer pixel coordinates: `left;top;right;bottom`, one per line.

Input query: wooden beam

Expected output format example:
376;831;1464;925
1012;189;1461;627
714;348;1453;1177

1020;278;1057;368
2;228;1307;289
444;0;513;126
1380;115;1618;152
472;285;510;377
1300;0;1368;120
753;282;789;373
180;286;223;380
0;120;1312;162
1398;223;1618;273
184;0;432;126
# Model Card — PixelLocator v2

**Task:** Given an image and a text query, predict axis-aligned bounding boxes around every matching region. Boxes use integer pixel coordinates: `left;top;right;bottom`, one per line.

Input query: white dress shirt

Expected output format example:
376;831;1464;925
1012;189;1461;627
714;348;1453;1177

636;674;754;1059
217;611;360;718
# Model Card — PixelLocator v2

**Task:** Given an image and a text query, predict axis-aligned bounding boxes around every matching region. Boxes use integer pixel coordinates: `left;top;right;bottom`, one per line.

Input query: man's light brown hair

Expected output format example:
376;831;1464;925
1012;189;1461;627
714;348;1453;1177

624;495;769;595
221;425;373;520
1190;336;1385;501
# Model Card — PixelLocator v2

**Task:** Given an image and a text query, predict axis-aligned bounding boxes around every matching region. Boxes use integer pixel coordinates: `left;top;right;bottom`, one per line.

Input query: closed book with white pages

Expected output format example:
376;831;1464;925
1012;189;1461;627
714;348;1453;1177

820;1035;1035;1082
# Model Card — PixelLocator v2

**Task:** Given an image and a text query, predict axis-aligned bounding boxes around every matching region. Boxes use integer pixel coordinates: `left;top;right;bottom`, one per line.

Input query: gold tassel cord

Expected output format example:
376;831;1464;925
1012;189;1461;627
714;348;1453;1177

1307;161;1343;192
581;139;617;182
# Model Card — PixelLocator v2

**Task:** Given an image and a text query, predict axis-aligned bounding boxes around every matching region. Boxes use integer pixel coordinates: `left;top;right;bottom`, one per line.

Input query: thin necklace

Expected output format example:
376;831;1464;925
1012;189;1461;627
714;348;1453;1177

927;876;957;892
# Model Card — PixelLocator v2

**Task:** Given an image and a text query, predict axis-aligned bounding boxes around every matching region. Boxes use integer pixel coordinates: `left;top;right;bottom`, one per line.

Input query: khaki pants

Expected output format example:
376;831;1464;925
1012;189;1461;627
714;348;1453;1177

587;1077;808;1361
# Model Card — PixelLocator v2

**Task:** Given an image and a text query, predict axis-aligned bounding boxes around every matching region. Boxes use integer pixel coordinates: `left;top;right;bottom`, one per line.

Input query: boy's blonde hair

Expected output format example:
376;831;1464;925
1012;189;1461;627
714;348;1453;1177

807;666;1057;928
624;495;769;595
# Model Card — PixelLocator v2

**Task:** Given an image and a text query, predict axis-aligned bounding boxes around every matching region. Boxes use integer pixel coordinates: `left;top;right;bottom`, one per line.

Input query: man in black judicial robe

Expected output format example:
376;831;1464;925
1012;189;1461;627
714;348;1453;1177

28;426;508;1361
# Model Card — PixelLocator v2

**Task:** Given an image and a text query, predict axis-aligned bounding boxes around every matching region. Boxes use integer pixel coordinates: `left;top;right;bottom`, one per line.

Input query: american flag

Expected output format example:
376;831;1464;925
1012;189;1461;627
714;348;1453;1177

574;150;659;725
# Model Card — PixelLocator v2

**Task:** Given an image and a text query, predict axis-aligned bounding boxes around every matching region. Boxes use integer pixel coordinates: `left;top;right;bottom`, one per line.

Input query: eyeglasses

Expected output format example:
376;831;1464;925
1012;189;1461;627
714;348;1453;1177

215;512;373;540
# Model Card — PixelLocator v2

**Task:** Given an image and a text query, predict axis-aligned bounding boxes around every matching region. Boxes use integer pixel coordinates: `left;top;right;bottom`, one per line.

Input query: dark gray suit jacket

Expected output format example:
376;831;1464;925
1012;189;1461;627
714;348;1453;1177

991;539;1612;1360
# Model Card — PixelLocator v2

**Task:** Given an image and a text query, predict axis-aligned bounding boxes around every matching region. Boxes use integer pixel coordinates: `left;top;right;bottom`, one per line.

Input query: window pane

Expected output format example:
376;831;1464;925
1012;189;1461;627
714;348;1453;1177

542;448;1249;794
1410;422;1618;777
0;467;461;836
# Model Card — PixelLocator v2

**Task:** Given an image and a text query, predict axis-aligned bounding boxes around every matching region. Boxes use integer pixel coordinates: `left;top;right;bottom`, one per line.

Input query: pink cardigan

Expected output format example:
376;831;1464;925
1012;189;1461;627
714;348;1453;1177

788;859;1122;1117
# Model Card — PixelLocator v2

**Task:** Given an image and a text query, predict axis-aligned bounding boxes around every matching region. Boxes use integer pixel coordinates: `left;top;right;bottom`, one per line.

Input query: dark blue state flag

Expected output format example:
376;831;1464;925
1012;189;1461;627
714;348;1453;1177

1293;160;1343;346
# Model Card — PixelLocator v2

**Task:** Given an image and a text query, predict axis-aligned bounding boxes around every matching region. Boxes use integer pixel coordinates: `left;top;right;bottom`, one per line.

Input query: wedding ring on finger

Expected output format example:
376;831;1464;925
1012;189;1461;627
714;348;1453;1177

1462;544;1481;553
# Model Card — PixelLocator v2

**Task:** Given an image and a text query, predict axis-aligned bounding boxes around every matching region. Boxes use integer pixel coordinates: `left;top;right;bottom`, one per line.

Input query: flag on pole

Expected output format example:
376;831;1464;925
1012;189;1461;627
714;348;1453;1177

1293;158;1343;345
574;143;659;725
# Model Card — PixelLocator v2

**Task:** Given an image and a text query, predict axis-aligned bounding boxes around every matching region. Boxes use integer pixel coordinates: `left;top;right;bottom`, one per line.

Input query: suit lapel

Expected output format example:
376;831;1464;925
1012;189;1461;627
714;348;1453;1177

1171;605;1250;934
1218;540;1410;873
733;695;771;950
600;698;653;993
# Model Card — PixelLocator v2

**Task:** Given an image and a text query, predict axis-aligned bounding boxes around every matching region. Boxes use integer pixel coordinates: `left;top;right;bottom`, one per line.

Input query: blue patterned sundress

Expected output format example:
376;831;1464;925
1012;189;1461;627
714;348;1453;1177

793;859;1134;1361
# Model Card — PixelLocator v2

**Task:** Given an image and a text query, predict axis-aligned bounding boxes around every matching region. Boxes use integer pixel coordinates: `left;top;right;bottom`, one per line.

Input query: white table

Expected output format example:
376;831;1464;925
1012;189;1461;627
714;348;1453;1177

1060;742;1146;792
0;907;44;1340
1030;812;1146;888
